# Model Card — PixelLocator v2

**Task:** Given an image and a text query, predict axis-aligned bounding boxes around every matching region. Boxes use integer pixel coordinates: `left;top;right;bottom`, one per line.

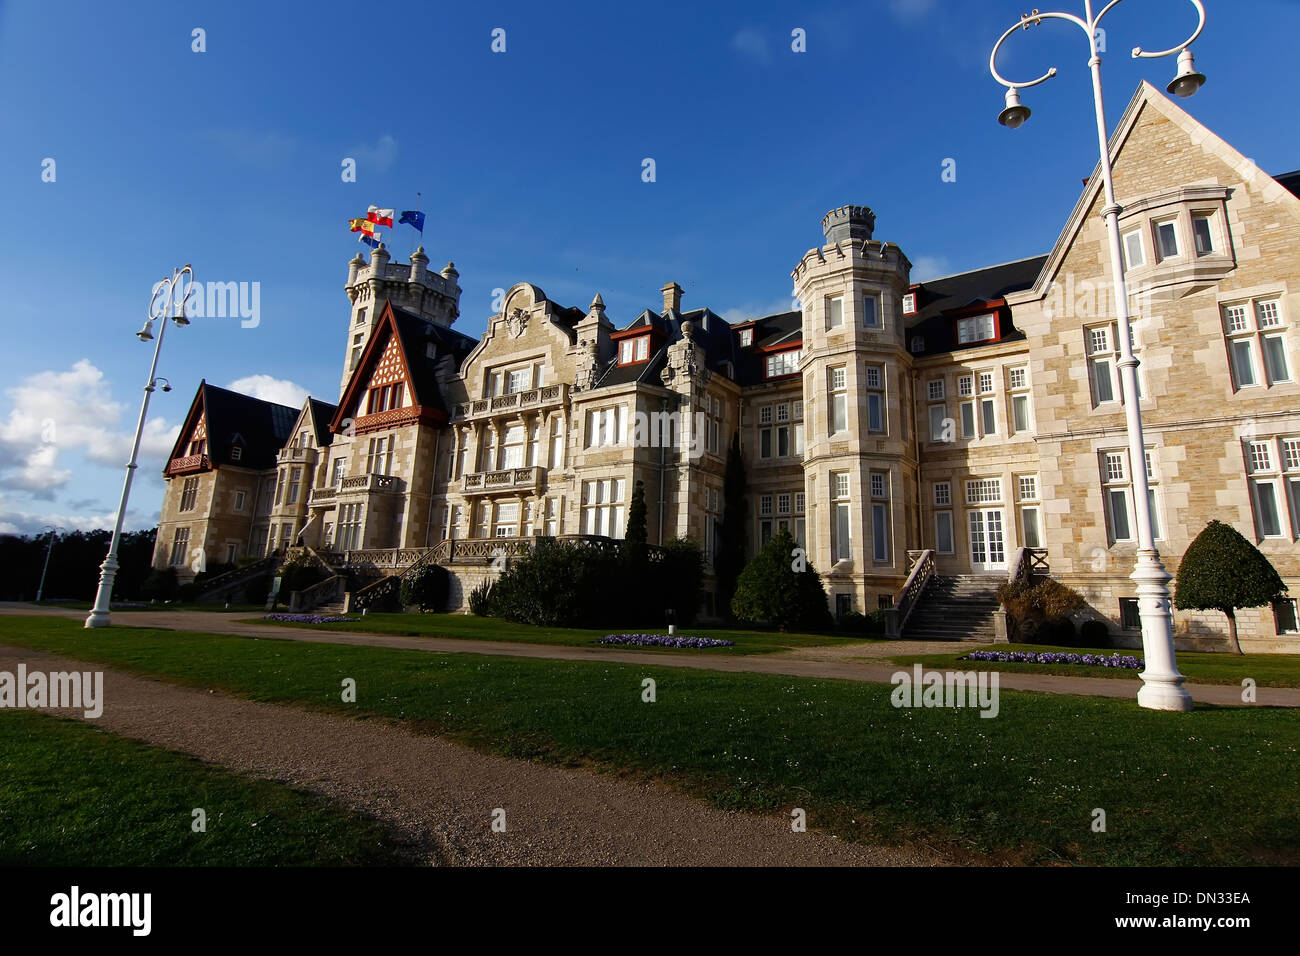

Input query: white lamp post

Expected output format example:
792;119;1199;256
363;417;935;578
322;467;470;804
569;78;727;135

36;525;64;603
85;265;194;628
989;0;1206;712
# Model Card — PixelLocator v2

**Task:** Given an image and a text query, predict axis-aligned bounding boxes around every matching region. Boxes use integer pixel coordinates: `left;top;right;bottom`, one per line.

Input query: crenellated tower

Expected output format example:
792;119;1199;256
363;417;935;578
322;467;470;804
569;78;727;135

340;243;462;398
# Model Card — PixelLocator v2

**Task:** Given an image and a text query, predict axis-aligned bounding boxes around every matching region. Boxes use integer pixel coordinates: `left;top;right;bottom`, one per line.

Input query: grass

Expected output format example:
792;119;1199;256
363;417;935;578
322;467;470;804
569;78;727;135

0;709;413;866
0;616;1297;865
242;610;875;656
887;643;1300;688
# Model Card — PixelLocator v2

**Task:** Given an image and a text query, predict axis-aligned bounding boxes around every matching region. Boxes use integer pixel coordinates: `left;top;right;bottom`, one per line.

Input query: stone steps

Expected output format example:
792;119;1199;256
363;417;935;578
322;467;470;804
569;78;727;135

903;574;1003;642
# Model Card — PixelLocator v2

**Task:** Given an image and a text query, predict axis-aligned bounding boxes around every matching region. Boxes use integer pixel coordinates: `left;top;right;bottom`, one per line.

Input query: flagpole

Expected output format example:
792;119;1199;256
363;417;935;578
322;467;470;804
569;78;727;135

408;191;421;258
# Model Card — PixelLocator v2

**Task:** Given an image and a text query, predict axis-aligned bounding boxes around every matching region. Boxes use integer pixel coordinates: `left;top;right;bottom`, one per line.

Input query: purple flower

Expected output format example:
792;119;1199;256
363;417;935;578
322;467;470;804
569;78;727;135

958;650;1143;670
264;613;358;624
596;633;734;649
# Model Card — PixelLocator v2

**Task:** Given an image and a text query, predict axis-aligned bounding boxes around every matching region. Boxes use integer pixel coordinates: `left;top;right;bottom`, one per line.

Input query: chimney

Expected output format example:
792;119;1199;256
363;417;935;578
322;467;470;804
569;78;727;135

661;282;683;314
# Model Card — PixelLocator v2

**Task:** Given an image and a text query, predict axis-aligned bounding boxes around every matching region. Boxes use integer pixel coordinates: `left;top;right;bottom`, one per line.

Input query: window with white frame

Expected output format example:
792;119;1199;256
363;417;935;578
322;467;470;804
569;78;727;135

1245;436;1300;540
1153;218;1180;261
494;501;520;537
965;478;1001;505
706;395;721;455
1275;598;1299;635
1009;365;1032;434
928;379;945;402
1191;212;1216;257
956;313;996;344
929;403;948;443
826;295;844;330
169;527;191;566
934;482;952;507
1100;448;1162;544
585;405;627;448
935;508;955;555
1222;298;1291;390
365;436;393;475
902;293;917;315
179;477;199;512
832;472;852;563
1018;474;1041;548
765;350;801;378
704;485;720;565
739;328;753;347
337;503;364;550
865;364;885;433
1088;325;1119;405
1123;228;1146;269
870;471;890;562
582;478;626;537
978;371;997;437
829;366;848;435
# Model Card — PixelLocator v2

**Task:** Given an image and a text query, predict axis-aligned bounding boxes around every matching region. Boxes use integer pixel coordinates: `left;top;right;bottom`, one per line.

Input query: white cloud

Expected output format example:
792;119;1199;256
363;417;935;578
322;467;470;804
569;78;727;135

347;133;398;174
0;360;179;500
227;374;309;409
719;295;799;325
0;492;156;536
730;27;771;62
910;256;951;282
890;0;935;22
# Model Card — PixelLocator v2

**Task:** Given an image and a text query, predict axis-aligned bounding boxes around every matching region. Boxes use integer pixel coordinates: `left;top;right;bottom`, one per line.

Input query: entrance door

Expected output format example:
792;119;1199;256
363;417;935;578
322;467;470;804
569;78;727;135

968;509;1007;572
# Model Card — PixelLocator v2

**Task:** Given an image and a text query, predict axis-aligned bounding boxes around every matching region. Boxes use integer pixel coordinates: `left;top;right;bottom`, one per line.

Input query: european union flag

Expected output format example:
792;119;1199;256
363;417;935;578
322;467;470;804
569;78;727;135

399;210;425;232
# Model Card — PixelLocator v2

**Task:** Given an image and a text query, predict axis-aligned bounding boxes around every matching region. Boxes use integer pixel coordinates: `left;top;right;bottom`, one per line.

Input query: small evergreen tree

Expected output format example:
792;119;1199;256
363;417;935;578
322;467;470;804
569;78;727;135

1174;519;1287;654
625;480;648;562
713;432;748;620
731;528;831;631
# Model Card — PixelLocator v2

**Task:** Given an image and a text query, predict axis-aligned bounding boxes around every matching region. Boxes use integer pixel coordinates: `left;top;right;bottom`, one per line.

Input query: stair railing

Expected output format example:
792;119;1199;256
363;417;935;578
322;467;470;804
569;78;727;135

885;549;935;638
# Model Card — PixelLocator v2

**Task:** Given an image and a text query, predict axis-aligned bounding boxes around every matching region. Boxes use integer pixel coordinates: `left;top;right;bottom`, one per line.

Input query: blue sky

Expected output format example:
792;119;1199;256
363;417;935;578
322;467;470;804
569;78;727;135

1;0;1297;534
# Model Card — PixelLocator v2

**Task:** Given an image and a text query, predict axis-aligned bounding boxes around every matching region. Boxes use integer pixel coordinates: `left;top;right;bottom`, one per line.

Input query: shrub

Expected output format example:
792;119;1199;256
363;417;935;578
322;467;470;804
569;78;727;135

468;580;495;617
401;564;450;612
140;568;178;602
1175;519;1287;654
998;577;1086;642
242;574;271;606
276;554;326;595
1080;619;1112;649
659;537;704;626
177;582;201;603
839;610;867;631
731;529;832;631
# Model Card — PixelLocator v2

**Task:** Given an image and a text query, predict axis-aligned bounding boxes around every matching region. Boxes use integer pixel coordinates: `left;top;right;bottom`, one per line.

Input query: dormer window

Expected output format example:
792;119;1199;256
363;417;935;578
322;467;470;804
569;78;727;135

956;314;996;345
365;382;404;414
230;445;243;462
910;336;925;354
619;337;649;364
902;293;917;315
739;328;753;347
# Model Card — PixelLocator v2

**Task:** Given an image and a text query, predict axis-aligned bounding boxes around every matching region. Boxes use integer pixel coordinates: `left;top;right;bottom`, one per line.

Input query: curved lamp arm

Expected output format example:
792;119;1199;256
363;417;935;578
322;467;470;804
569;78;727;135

1129;0;1205;58
989;11;1088;91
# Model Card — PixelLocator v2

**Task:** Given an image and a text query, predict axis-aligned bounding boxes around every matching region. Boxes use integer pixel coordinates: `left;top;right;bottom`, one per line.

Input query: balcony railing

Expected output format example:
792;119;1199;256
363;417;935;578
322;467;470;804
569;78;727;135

452;383;566;421
338;473;401;494
278;446;317;463
165;454;210;476
309;485;336;505
460;466;540;493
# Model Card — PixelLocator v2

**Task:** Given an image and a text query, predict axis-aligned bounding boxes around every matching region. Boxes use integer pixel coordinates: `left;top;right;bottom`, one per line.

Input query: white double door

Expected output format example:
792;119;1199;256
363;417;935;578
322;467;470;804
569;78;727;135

968;508;1007;572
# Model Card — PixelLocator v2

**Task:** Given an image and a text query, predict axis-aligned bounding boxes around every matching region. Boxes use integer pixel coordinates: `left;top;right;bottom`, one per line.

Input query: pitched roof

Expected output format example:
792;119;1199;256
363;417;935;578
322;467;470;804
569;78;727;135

904;255;1048;355
332;299;477;428
167;381;298;472
591;306;747;390
306;398;338;448
1275;169;1300;200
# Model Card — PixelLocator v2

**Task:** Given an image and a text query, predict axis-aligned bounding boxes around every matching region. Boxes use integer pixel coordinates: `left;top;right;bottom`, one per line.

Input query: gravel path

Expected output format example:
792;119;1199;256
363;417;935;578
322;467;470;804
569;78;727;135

4;605;1292;708
0;645;951;867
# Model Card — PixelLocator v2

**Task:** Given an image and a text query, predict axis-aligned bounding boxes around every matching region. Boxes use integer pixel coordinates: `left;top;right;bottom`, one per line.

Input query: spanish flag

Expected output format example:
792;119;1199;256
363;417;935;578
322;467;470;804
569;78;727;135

349;218;377;235
366;206;395;227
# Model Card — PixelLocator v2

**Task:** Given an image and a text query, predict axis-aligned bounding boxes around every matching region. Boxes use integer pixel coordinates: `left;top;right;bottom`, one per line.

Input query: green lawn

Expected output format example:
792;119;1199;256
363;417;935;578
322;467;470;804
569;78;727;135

886;643;1300;688
0;615;1296;865
245;610;873;656
0;709;412;866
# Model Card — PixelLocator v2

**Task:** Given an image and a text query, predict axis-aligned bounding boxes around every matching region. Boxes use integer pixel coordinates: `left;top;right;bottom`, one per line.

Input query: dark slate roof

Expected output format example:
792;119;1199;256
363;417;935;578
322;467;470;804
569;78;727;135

387;303;478;414
1275;169;1300;200
905;255;1048;356
195;382;298;471
307;398;338;448
736;310;802;387
592;307;742;390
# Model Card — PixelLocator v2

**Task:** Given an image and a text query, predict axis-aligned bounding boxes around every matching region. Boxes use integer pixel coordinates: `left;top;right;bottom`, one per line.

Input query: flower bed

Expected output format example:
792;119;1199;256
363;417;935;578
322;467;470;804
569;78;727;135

596;633;734;649
264;613;358;624
960;650;1144;670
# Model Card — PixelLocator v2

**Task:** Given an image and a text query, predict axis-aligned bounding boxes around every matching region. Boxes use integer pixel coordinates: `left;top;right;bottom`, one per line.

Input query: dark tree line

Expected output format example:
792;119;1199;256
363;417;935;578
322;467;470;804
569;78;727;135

0;528;157;602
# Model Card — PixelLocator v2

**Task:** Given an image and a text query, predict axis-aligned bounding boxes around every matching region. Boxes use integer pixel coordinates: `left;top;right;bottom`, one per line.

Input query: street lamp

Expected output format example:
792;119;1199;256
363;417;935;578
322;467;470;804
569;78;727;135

36;525;64;603
989;1;1206;712
85;265;195;628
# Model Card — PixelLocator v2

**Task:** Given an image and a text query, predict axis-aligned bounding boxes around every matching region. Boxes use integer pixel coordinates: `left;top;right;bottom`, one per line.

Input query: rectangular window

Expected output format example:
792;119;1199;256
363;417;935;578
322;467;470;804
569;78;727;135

234;490;246;512
927;379;945;401
1008;366;1027;390
795;492;806;514
635;337;648;361
1275;598;1299;635
1231;339;1258;388
965;479;1001;504
957;375;973;397
866;365;885;433
862;294;880;329
287;467;301;505
956;314;996;345
1018;475;1038;501
935;512;954;554
929;405;947;442
902;293;917;315
980;398;996;437
834;503;851;562
1192;214;1214;256
777;493;791;515
760;494;773;517
1107;488;1133;541
870;472;887;499
960;402;976;440
1224;299;1290;390
169;527;190;566
1119;598;1141;630
830;368;848;434
1252;480;1283;538
934;482;952;507
827;296;844;329
620;340;634;363
1155;219;1180;260
776;402;790;423
179;477;198;512
1021;507;1041;549
760;429;772;460
871;503;889;562
978;371;994;394
759;405;772;426
1123;229;1145;269
1012;394;1030;433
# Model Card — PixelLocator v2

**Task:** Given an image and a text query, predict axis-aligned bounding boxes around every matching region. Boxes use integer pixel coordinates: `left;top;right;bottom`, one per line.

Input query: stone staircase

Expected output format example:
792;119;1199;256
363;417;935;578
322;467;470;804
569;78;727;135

903;574;1002;642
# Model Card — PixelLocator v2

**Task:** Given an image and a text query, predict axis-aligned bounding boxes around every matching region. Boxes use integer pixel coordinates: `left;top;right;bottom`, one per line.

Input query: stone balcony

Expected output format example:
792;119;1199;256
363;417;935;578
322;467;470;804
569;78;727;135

277;446;318;464
459;466;542;494
308;485;337;506
337;473;403;495
451;384;567;422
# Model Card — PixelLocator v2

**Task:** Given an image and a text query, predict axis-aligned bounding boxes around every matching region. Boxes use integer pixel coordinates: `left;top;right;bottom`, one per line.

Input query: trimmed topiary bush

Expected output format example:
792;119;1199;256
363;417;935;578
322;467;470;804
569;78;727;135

731;528;832;631
1175;519;1287;654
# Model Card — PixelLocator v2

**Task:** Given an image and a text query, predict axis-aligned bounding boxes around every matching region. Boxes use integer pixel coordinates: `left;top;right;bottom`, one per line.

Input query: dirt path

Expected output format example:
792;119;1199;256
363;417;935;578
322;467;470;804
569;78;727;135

5;604;1294;708
0;645;951;867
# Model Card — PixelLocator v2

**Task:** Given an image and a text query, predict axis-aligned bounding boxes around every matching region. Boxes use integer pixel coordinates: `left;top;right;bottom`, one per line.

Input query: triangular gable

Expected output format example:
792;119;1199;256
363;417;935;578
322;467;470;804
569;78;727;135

1015;81;1300;303
330;300;447;435
166;381;207;464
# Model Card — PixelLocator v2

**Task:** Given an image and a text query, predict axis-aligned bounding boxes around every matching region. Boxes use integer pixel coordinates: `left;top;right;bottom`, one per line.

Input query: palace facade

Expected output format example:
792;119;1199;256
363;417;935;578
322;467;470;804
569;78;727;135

155;83;1300;650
